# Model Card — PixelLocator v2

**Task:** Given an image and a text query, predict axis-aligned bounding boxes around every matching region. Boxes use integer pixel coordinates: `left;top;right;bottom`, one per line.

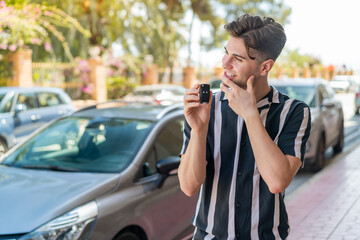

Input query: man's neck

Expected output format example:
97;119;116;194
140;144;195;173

254;79;271;103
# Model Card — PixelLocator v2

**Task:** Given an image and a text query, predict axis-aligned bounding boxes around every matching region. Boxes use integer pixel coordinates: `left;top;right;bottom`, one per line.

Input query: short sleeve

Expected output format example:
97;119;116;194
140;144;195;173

277;101;311;165
179;119;191;156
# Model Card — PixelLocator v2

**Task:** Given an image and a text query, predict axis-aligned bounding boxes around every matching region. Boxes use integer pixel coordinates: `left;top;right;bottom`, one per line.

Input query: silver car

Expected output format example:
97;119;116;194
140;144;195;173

0;87;75;155
123;84;186;106
0;102;196;240
271;78;344;171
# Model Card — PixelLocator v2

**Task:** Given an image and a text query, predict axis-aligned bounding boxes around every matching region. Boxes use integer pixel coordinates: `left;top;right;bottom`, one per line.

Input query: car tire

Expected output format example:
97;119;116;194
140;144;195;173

310;134;326;172
333;121;344;153
355;107;360;115
114;231;142;240
0;139;8;156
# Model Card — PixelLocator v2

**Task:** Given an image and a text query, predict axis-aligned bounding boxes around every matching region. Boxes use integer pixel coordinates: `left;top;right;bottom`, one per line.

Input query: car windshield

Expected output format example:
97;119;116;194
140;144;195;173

2;117;153;173
209;80;221;89
0;93;5;103
273;85;316;106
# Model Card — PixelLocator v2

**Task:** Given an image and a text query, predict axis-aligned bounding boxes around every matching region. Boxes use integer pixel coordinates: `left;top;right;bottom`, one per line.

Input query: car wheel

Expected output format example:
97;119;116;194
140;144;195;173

310;134;326;172
114;231;142;240
0;139;8;156
333;121;344;153
355;107;360;115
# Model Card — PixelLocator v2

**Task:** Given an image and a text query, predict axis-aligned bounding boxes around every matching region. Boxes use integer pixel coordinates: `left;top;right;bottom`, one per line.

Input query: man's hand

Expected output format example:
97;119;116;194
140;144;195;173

220;74;258;121
183;83;213;133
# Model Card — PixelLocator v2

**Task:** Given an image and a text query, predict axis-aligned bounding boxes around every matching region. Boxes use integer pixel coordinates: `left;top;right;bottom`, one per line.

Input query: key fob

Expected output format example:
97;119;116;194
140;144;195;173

199;84;210;103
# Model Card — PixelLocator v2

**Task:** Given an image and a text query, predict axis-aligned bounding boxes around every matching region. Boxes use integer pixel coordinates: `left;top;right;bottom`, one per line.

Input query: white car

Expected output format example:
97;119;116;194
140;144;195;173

329;75;359;93
123;84;186;106
271;78;344;171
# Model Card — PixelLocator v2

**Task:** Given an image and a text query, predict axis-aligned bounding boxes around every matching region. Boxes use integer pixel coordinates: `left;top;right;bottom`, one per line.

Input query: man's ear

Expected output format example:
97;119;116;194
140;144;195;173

260;59;274;76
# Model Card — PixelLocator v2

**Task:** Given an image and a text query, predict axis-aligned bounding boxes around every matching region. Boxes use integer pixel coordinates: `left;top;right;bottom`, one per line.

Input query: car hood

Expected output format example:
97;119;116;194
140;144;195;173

0;165;120;234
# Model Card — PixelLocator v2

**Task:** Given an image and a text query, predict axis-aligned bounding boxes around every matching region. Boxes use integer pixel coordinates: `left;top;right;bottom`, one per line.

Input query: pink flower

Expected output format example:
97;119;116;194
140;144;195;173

81;85;93;94
8;44;17;51
0;1;6;8
44;42;52;51
0;44;7;50
44;11;52;16
31;38;41;45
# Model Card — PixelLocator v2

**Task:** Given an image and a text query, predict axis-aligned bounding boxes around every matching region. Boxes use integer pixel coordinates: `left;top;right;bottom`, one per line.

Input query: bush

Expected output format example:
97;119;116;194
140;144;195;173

107;76;136;100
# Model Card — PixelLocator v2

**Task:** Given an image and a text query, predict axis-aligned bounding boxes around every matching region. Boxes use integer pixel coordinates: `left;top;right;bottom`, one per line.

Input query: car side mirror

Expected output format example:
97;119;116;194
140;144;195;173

14;104;27;114
156;156;180;188
321;99;335;109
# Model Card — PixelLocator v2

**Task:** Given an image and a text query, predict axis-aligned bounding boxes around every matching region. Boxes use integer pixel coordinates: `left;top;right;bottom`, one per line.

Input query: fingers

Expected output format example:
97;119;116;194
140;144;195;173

184;84;200;109
220;74;236;89
247;75;255;93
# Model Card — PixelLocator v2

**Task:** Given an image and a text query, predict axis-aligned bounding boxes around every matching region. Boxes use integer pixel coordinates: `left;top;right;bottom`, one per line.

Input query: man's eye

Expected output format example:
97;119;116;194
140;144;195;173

234;57;242;62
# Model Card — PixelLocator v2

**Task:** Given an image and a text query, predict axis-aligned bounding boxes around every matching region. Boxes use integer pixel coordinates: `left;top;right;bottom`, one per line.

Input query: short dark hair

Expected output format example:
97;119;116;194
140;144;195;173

224;14;286;61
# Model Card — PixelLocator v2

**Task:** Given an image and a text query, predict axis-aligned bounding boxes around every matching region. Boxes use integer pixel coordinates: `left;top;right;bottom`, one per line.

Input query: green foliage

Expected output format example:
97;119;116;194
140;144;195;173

0;1;90;63
278;48;321;68
0;55;12;85
107;76;136;100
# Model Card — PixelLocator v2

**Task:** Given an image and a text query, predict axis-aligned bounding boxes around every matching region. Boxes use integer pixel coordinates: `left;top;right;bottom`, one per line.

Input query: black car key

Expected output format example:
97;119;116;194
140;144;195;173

199;84;210;103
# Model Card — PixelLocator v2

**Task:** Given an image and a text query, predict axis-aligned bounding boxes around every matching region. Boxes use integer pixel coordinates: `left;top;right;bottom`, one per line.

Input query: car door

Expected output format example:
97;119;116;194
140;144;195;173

36;91;69;124
318;84;338;146
13;92;42;142
139;117;196;240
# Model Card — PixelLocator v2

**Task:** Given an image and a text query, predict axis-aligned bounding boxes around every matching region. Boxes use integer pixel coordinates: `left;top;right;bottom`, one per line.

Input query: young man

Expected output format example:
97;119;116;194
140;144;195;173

178;14;311;239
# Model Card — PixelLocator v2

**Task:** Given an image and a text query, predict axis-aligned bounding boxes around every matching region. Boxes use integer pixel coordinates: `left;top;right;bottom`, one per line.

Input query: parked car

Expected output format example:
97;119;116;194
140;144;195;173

355;89;360;114
0;101;196;240
0;87;75;155
271;78;344;171
123;84;186;105
209;78;222;93
329;75;360;93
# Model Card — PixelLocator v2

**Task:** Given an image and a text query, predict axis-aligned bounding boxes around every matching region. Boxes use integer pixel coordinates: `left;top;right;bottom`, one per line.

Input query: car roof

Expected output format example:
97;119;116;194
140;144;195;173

0;86;66;94
72;101;184;121
133;84;186;91
269;78;328;87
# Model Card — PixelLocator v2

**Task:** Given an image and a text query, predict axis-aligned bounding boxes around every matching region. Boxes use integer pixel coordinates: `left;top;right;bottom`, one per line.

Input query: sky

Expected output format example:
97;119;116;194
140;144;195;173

185;0;360;72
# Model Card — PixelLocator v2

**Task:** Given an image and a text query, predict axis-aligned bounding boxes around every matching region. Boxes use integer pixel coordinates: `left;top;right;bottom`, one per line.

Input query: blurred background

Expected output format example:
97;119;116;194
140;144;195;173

2;0;359;106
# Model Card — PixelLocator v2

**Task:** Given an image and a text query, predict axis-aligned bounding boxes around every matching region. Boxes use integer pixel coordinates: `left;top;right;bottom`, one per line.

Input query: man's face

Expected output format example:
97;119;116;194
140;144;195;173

222;36;261;89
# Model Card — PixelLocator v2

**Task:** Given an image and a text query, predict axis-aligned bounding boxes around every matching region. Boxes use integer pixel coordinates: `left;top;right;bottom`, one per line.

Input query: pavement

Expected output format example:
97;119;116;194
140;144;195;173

285;144;360;239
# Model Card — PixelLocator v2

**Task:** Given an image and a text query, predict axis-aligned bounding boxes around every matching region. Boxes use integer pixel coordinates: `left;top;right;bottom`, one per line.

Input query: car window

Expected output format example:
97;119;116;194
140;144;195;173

3;117;154;173
0;93;6;102
273;85;316;106
0;94;14;113
142;118;184;177
17;93;38;110
37;92;62;107
210;80;221;89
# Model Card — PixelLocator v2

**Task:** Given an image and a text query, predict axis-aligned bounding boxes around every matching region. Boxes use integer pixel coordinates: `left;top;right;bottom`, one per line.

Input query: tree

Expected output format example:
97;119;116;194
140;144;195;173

0;0;90;84
30;0;291;75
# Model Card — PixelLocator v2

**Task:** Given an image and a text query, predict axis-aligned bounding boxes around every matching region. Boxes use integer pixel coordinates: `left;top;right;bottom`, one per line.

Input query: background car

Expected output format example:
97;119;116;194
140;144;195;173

329;75;359;93
0;87;75;155
0;101;196;240
270;78;344;171
123;84;186;105
209;78;221;93
355;89;360;115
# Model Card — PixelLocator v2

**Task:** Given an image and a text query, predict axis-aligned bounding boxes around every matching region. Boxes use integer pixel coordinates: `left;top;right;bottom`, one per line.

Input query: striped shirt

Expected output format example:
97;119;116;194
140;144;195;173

180;86;311;240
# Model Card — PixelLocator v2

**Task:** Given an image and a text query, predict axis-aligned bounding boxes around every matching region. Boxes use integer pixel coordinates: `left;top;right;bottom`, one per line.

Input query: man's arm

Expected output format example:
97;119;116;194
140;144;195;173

179;129;208;197
245;114;303;193
178;84;212;197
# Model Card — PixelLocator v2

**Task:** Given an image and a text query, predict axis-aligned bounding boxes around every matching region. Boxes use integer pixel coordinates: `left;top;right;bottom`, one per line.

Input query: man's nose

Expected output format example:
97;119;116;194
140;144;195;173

222;55;232;69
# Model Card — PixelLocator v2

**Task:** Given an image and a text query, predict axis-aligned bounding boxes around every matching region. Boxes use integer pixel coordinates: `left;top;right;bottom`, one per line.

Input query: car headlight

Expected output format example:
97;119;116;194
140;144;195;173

20;201;98;240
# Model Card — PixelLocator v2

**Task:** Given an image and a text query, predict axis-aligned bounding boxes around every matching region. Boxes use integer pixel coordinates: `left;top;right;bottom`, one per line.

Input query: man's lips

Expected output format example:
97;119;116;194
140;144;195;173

224;71;236;80
223;72;235;88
